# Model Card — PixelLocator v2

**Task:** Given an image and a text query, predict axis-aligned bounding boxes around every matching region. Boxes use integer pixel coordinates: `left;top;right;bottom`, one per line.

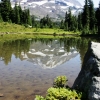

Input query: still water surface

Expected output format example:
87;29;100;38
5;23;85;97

0;37;99;100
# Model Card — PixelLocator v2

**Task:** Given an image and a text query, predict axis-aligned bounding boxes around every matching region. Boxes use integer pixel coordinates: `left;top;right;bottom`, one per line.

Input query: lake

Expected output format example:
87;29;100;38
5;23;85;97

0;37;100;100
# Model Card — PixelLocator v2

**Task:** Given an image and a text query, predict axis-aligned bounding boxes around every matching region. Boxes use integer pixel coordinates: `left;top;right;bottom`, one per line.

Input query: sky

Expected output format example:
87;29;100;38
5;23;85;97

77;0;100;7
0;0;99;7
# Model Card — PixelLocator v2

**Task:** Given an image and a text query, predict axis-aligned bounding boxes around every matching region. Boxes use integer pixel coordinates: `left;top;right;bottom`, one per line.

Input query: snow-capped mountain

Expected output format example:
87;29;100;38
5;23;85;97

11;0;82;19
20;40;78;69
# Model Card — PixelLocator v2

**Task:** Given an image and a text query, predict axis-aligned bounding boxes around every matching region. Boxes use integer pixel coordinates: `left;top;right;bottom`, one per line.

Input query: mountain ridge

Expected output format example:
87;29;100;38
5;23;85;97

11;0;83;20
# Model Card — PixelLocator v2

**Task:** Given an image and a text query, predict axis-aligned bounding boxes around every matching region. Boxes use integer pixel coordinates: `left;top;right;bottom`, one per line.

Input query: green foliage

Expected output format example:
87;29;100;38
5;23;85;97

53;76;67;88
0;0;31;26
78;13;83;31
81;27;90;35
60;20;64;29
35;76;82;100
35;95;45;100
0;22;80;35
53;32;57;37
36;88;82;100
14;3;20;24
0;13;3;22
0;0;12;22
80;0;97;35
82;0;90;30
95;3;100;34
40;15;53;28
31;15;35;28
64;8;78;32
64;8;73;31
0;0;99;35
64;22;68;31
88;0;96;30
46;88;82;100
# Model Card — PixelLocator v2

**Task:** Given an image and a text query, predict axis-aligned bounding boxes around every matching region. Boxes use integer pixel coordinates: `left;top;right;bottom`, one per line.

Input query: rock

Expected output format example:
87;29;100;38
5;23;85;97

6;32;9;34
0;93;4;97
73;42;100;100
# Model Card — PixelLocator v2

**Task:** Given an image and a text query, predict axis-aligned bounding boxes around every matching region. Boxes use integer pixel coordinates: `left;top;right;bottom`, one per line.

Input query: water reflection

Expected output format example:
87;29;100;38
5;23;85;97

21;40;79;68
0;37;100;66
0;37;100;100
0;39;31;65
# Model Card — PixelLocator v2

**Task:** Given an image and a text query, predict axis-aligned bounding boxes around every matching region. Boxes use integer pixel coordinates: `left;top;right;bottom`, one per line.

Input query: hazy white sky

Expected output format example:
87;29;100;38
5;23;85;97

0;0;99;7
77;0;100;7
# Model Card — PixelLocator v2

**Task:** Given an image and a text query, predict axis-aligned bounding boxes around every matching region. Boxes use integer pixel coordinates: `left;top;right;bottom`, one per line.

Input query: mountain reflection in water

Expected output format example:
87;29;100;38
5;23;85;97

0;38;88;65
0;37;100;67
0;37;100;100
21;40;78;68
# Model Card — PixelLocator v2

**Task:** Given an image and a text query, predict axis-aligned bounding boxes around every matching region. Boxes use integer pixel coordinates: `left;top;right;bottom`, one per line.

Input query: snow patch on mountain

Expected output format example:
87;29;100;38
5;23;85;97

11;0;83;19
30;1;47;5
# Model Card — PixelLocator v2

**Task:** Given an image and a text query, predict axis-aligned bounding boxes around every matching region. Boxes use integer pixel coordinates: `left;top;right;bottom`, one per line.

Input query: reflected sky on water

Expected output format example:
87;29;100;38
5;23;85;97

0;37;100;100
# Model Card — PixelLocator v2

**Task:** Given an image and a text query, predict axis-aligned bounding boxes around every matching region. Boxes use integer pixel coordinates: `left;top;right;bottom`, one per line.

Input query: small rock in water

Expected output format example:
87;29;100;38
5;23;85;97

0;93;4;97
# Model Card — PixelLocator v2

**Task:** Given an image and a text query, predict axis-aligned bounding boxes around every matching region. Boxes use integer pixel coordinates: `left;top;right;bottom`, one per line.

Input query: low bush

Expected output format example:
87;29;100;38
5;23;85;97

35;76;82;100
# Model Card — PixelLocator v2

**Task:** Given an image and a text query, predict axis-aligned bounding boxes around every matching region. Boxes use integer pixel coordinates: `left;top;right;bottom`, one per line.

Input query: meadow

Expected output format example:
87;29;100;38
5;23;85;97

0;22;80;35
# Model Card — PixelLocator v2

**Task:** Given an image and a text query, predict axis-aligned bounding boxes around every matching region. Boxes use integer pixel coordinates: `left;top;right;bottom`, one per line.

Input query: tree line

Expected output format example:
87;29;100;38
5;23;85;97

61;0;100;35
0;0;31;26
0;0;100;35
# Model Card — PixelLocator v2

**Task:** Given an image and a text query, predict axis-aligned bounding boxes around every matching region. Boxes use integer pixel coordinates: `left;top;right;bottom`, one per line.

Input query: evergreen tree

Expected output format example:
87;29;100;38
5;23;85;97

0;13;3;22
82;0;90;30
21;10;26;25
71;16;78;31
22;9;31;26
64;9;78;31
14;3;20;24
95;2;100;34
64;11;68;31
46;15;49;26
81;0;90;35
26;9;31;25
18;5;23;24
0;2;1;14
64;12;68;24
40;15;53;28
46;15;53;28
78;13;83;31
0;3;2;22
67;8;72;31
88;0;96;31
40;17;46;28
0;0;12;22
64;22;68;31
10;9;16;23
60;20;64;29
31;15;35;28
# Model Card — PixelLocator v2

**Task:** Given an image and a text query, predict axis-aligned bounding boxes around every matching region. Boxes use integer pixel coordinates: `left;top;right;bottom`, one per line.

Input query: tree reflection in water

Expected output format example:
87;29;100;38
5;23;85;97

0;37;99;67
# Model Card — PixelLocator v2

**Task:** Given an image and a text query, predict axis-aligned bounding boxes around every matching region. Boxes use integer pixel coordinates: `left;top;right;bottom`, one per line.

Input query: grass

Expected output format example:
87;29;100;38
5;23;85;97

0;34;33;43
0;34;59;43
0;22;80;35
0;22;80;43
0;34;81;44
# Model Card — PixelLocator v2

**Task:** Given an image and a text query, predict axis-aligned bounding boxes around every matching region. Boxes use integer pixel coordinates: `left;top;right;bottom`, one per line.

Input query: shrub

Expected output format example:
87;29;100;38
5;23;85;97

35;76;82;100
53;32;56;37
53;76;67;88
35;87;82;100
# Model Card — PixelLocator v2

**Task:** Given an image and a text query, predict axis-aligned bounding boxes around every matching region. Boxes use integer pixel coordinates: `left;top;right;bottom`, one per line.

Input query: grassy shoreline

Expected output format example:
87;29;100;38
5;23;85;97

0;22;81;43
0;34;81;43
0;22;80;35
